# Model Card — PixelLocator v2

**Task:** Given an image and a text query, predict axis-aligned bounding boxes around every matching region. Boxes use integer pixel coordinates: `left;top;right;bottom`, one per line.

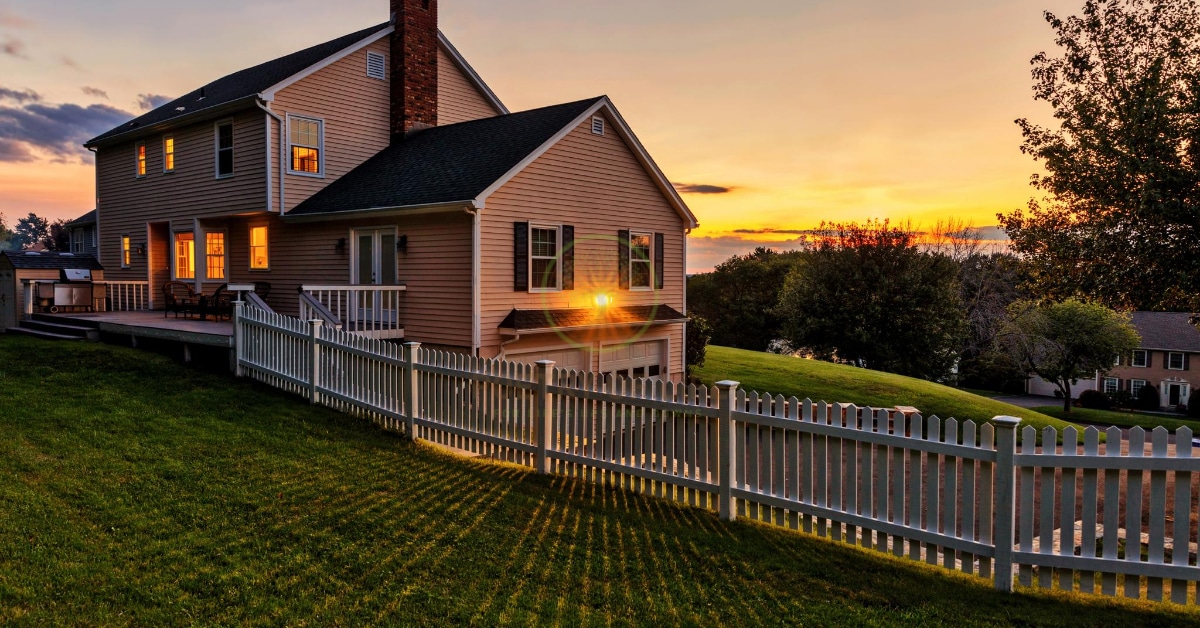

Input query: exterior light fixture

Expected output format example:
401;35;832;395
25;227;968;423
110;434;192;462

397;235;408;253
335;238;347;254
595;294;613;309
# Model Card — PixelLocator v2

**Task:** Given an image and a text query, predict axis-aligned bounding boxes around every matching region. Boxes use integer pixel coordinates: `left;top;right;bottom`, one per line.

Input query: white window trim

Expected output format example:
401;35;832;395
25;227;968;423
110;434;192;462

285;113;326;178
529;223;562;293
214;120;235;179
1103;377;1119;395
1168;352;1186;371
162;134;176;173
249;225;270;272
135;141;147;178
1132;349;1148;368
1131;379;1148;395
204;230;230;281
628;230;654;291
120;234;132;269
171;231;196;281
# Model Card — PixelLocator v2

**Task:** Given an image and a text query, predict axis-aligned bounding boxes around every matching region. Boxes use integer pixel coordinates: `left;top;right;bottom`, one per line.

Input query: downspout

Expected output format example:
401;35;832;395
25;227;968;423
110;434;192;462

88;147;100;260
466;204;482;356
254;100;284;213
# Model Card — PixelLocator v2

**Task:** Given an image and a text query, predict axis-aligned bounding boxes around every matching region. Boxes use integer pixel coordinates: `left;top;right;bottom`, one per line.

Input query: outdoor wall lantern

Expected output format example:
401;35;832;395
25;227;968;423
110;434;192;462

595;294;613;309
397;235;408;254
136;242;147;256
335;238;347;255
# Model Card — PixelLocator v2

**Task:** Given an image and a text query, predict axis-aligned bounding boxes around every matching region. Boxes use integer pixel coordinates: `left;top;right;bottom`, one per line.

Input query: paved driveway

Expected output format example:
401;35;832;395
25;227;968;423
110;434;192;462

994;394;1059;409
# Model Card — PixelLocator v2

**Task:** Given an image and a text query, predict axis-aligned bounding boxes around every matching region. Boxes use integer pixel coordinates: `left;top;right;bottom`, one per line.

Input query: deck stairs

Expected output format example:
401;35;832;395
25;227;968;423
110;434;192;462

7;314;100;342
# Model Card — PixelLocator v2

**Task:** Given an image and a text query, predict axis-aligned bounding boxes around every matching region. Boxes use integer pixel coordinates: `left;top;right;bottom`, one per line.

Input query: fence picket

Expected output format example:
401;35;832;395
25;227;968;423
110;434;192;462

1148;427;1169;602
1102;426;1122;596
1019;425;1037;587
1173;427;1193;605
961;420;977;574
1080;427;1100;594
1126;428;1147;599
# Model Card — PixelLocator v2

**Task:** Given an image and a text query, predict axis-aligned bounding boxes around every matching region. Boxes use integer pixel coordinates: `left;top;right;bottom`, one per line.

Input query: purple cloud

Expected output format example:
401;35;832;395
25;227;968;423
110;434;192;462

0;89;134;163
674;182;736;195
136;94;172;111
0;87;41;104
2;37;27;59
81;86;109;99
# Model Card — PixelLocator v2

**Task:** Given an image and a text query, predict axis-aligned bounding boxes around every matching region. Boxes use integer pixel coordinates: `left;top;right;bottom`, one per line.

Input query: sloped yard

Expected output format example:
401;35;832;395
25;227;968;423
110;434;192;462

0;336;1195;626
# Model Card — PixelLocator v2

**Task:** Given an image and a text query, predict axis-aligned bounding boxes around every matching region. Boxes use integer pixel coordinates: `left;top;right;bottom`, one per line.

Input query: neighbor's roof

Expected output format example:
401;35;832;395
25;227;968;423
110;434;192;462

1;250;103;271
288;98;605;217
499;305;687;332
85;22;391;147
1131;312;1200;353
66;209;96;228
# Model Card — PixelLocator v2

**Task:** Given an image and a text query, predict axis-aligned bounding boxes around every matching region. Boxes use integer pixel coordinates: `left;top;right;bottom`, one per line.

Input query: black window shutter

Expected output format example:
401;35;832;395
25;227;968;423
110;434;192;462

562;225;575;291
654;232;665;290
1186;354;1191;371
618;229;630;290
1148;352;1154;368
514;222;529;292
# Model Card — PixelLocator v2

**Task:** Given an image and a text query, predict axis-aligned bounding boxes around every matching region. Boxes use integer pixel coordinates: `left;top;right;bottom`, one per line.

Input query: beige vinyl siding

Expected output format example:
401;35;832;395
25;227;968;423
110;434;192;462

438;46;502;125
273;38;392;213
223;212;472;349
96;109;267;283
479;111;688;377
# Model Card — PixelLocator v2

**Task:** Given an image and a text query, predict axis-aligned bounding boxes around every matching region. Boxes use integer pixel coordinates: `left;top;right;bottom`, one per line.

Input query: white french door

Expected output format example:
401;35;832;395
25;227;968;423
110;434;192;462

351;229;398;323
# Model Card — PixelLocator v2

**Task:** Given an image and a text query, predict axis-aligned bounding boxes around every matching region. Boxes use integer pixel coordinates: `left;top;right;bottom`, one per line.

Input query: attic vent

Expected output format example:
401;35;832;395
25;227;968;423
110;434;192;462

591;116;605;136
175;107;186;112
366;51;386;80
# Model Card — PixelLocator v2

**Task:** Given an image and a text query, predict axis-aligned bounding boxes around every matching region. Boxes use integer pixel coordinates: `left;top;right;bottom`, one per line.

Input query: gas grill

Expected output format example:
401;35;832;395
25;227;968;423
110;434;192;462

35;268;105;313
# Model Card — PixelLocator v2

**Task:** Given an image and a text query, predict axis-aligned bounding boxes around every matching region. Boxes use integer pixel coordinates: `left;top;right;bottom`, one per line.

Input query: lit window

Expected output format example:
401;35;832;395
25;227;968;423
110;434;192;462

206;232;226;280
1168;352;1185;370
1132;350;1148;367
250;226;269;270
1131;379;1147;396
530;226;560;291
630;233;652;289
289;117;323;175
136;142;147;177
121;235;131;268
163;136;175;172
1103;378;1119;395
216;122;234;177
175;233;195;280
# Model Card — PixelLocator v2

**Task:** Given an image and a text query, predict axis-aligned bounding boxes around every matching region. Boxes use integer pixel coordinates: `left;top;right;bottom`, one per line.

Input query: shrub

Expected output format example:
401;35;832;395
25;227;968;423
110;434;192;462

1077;389;1113;410
686;315;713;378
1110;389;1134;409
1190;394;1200;419
1137;384;1160;411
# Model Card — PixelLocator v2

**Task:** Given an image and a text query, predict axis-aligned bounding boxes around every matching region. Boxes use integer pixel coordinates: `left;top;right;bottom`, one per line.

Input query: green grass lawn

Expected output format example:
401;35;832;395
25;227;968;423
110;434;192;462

1;335;1196;625
1034;406;1200;434
694;346;1075;433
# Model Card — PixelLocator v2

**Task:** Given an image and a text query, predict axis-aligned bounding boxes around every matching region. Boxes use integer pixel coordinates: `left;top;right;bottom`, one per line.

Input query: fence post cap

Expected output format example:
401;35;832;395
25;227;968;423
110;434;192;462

715;380;740;390
403;341;422;348
992;416;1022;427
535;359;556;367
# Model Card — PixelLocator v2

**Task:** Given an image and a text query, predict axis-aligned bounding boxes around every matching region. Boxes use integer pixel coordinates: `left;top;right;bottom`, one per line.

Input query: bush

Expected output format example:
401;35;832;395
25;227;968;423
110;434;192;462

1110;389;1134;409
1136;384;1160;411
1077;389;1113;410
1190;394;1200;419
686;315;713;378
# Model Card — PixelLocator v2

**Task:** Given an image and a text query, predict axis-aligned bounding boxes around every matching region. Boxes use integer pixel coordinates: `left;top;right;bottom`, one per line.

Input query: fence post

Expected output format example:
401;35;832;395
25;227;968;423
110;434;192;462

232;300;245;378
403;342;422;441
716;380;740;521
308;319;323;404
535;360;556;475
992;415;1022;593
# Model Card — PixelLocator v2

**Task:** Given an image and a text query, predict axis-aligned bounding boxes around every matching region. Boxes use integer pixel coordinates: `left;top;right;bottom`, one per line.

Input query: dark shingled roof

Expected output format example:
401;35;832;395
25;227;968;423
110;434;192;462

66;209;96;227
1;250;103;271
86;22;391;146
287;97;604;217
499;304;687;331
1131;312;1200;353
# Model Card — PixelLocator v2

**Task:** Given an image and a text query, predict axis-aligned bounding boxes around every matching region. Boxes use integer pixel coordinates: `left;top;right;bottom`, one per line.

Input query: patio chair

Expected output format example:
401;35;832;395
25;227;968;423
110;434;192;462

204;284;234;321
162;281;199;318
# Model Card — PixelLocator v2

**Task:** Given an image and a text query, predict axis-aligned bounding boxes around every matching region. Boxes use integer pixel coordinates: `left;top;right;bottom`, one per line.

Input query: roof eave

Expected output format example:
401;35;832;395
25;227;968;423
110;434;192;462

281;201;475;223
84;96;261;149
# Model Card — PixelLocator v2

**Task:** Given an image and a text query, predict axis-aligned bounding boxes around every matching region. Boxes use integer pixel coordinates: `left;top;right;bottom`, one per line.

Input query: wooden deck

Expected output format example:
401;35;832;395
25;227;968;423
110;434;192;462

46;311;234;348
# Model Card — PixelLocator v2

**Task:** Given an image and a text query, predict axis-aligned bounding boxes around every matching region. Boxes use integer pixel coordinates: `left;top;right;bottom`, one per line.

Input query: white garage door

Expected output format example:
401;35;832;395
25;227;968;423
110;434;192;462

601;340;666;380
506;347;589;372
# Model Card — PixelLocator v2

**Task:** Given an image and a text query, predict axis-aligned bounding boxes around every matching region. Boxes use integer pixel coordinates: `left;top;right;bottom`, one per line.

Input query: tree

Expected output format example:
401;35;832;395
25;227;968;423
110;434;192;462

774;221;967;381
44;219;70;252
956;253;1030;391
11;213;49;250
1000;0;1200;311
686;247;805;351
685;315;713;380
0;214;12;251
999;299;1140;412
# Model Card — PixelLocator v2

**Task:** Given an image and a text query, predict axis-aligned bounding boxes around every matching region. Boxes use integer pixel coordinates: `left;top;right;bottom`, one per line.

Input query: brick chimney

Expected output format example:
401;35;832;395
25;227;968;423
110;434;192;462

390;0;438;139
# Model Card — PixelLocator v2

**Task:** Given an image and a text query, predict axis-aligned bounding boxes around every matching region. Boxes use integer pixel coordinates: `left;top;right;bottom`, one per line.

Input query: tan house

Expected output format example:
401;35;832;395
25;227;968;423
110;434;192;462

1099;312;1198;409
84;0;697;381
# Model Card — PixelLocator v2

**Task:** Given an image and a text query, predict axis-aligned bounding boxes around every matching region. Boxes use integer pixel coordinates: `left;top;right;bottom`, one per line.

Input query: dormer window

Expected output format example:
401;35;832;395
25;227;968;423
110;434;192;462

288;115;324;176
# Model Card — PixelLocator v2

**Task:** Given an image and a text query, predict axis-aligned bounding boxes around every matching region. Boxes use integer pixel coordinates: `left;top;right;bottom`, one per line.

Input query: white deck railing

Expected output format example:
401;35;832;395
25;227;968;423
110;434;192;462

100;281;151;312
299;284;406;339
233;304;1200;605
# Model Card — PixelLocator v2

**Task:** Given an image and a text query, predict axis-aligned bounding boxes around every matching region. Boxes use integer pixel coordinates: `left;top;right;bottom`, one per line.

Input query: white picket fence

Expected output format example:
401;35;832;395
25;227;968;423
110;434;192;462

233;304;1200;604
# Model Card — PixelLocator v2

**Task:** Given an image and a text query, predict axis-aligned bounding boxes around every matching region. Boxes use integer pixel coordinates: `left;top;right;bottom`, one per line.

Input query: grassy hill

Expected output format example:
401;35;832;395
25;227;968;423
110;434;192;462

694;346;1074;433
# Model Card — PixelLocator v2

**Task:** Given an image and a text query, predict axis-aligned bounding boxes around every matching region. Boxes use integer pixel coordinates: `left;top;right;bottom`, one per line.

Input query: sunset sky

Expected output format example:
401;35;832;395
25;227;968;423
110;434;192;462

0;0;1081;271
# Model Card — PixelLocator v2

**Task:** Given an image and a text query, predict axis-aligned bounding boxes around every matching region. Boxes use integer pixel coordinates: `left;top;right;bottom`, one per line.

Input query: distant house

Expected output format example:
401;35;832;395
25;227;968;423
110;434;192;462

66;210;99;258
82;0;697;381
1099;312;1198;409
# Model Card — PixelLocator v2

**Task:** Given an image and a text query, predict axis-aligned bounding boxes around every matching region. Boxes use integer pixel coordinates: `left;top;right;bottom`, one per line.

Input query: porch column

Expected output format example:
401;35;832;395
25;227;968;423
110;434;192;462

193;218;207;294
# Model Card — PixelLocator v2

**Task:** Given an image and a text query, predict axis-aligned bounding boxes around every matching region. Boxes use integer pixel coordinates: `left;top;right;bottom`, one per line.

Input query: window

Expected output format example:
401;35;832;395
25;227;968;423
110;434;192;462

530;225;560;291
1168;352;1185;370
1131;379;1148;396
163;136;175;172
288;116;323;175
136;142;147;177
206;232;226;280
71;230;84;254
121;235;132;268
366;51;386;80
216;122;234;177
250;226;269;270
1103;378;1119;395
629;232;652;289
1132;350;1148;367
174;233;195;280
